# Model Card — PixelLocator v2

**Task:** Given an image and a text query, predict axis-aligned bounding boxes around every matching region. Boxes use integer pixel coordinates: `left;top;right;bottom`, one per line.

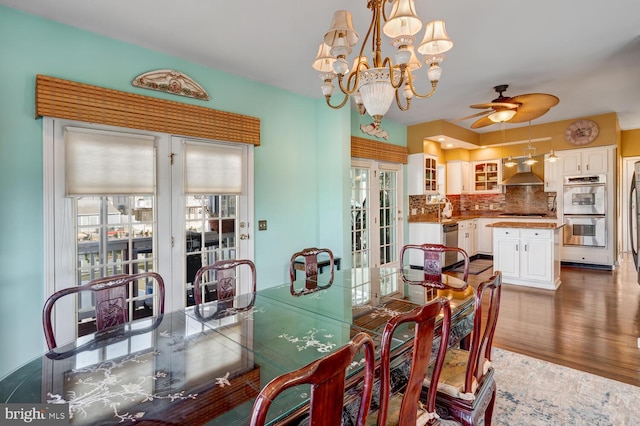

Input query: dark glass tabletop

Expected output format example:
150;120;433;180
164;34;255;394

0;267;474;425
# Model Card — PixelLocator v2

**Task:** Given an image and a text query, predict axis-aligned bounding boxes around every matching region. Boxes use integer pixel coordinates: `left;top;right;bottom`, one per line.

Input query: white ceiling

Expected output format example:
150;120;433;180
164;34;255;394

3;0;640;133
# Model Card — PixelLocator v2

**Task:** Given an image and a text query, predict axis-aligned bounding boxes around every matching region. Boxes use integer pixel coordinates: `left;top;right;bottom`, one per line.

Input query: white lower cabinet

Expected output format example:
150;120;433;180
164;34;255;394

475;219;493;254
408;223;443;266
457;220;476;260
493;227;561;290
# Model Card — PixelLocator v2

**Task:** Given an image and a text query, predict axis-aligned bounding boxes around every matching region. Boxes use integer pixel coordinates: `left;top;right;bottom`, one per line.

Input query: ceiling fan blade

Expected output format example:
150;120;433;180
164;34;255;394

507;93;559;111
470;116;495;129
507;108;551;123
452;110;491;123
470;102;519;110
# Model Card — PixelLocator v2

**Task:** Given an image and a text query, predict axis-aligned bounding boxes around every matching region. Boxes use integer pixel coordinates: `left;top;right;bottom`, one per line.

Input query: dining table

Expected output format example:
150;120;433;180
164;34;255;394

0;267;474;425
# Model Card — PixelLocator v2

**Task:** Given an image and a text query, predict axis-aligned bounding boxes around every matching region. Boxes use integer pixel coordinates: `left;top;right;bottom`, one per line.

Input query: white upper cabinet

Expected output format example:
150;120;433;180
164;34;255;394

543;153;561;192
408;153;439;195
471;160;502;193
446;160;469;195
559;147;608;176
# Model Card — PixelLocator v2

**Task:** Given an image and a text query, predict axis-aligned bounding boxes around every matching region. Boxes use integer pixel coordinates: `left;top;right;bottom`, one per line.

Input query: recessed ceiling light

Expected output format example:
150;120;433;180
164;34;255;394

438;137;445;142
446;143;453;148
480;145;487;149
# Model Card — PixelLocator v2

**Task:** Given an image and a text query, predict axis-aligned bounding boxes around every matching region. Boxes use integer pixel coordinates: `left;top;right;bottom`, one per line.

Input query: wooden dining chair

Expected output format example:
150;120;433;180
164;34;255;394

289;247;335;296
193;258;257;305
400;244;470;288
424;271;502;426
249;332;376;426
42;271;165;350
367;297;453;426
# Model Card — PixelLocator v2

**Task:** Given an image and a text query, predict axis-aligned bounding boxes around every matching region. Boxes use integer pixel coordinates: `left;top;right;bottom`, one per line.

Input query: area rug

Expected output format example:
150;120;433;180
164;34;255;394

452;258;493;275
491;348;640;426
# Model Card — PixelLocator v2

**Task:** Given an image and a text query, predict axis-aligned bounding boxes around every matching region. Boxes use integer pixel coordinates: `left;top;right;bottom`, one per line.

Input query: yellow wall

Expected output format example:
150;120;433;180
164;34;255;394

621;129;640;157
408;112;631;160
407;119;479;153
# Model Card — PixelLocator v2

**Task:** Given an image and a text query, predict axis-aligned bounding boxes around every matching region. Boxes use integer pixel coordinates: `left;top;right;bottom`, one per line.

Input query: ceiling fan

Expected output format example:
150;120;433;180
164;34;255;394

456;85;559;129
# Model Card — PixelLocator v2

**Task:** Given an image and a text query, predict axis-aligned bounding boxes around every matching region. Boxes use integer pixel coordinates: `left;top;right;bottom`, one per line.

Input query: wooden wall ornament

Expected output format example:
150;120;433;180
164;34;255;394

132;69;210;101
360;122;389;140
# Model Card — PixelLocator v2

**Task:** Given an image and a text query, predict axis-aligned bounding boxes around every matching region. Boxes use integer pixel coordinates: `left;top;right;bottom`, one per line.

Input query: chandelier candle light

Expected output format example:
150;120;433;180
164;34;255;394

312;0;453;125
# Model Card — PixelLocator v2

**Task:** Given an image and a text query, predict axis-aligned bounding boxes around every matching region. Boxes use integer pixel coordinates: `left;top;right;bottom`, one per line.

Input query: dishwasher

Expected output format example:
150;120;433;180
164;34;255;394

442;223;459;268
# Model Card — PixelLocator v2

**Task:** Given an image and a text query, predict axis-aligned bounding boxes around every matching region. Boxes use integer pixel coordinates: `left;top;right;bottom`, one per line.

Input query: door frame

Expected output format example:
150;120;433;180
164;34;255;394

350;159;404;268
43;118;254;344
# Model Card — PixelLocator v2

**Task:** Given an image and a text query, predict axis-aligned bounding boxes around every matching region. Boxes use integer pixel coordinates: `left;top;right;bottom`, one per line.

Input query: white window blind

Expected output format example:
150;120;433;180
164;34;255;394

184;141;243;194
64;127;156;195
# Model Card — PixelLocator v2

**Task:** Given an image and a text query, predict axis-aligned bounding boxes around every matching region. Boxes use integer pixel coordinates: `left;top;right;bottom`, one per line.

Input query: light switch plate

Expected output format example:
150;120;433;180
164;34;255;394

258;220;267;231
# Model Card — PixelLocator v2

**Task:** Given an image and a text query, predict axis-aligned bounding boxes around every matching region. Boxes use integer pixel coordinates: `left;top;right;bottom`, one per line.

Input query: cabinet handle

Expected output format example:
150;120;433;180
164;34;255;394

578;164;581;172
516;244;518;251
525;244;528;251
586;164;590;171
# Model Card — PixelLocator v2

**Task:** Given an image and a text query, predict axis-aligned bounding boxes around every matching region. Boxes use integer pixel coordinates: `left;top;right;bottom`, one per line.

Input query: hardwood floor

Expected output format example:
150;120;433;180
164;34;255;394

461;253;640;387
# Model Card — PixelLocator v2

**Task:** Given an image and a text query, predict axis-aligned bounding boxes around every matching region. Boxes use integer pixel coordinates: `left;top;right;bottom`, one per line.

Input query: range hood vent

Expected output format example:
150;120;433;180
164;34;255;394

501;158;543;186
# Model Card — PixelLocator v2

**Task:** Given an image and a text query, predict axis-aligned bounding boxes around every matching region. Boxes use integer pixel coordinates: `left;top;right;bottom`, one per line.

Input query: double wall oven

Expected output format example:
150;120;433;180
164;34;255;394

562;175;606;247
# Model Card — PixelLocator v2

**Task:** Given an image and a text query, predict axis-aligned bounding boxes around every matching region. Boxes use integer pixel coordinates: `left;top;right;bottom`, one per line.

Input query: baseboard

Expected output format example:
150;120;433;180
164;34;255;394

561;261;613;271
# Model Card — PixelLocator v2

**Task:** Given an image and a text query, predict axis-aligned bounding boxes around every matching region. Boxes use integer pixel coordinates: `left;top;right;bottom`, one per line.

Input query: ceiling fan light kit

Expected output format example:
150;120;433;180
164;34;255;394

489;109;516;123
312;0;453;125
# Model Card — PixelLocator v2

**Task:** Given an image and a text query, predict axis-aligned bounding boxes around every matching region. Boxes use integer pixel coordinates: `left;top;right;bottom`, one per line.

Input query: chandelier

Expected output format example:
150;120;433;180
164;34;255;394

312;0;453;125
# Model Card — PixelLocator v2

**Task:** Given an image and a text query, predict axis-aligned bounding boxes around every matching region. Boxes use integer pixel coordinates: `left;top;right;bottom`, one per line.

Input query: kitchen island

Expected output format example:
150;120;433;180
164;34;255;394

488;221;564;290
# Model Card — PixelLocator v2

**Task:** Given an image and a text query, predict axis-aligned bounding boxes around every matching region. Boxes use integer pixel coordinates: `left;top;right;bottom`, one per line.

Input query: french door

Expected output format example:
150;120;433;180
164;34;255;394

44;118;253;346
350;160;403;268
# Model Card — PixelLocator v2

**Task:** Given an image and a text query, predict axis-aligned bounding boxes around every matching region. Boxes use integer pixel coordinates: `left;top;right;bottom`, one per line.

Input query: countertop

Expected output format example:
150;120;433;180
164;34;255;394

486;221;565;229
408;214;558;224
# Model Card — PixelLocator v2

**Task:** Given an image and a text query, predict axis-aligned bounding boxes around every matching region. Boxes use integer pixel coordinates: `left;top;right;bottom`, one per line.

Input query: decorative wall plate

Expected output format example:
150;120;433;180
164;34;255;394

132;69;209;101
564;119;599;145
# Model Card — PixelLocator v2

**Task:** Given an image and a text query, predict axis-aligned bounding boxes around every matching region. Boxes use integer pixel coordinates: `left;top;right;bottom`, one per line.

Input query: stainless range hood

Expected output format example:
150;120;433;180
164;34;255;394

501;158;543;186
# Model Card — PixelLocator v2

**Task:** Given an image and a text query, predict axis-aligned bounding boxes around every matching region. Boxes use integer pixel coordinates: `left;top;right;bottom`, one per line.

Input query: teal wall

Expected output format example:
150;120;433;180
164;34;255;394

0;6;407;379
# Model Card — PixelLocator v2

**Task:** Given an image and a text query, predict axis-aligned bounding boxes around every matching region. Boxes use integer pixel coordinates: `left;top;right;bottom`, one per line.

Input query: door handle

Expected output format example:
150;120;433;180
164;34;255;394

240;234;249;240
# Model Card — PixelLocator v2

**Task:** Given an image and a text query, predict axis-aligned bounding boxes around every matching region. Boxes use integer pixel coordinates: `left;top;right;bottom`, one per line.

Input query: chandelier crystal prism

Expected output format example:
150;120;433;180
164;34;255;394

312;0;453;125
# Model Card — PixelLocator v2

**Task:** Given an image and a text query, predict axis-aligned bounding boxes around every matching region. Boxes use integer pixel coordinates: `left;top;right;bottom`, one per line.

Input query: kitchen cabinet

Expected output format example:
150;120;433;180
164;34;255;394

475;218;493;254
472;160;501;193
457;219;476;260
492;225;562;290
543;153;561;192
446;160;469;194
408;222;443;266
408;153;439;195
559;147;608;176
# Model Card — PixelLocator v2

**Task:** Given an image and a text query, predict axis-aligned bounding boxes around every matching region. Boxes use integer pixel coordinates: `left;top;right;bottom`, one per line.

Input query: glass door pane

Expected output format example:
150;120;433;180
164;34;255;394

379;170;398;266
185;194;239;306
75;195;159;337
351;167;370;268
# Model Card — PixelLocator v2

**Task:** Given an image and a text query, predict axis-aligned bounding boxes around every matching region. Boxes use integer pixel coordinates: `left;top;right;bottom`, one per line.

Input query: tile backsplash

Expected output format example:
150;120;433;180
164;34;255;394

409;186;557;220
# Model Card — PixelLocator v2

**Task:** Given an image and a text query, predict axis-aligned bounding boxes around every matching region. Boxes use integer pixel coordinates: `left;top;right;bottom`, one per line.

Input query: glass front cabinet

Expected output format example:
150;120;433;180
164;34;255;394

408;154;439;195
472;160;502;193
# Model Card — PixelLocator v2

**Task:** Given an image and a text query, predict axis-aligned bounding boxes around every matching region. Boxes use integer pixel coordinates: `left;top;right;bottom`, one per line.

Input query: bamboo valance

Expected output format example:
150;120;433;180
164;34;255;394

351;136;408;164
35;75;260;146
